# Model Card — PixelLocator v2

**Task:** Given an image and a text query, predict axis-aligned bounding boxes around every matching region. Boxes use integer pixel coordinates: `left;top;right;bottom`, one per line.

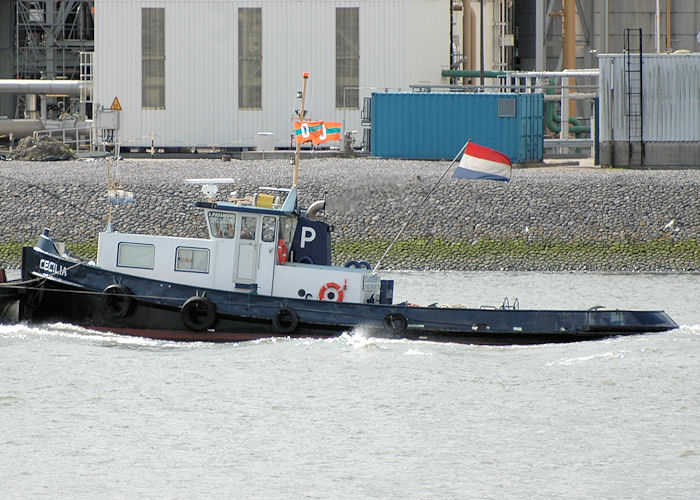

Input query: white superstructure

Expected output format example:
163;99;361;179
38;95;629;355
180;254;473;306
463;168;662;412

96;184;379;304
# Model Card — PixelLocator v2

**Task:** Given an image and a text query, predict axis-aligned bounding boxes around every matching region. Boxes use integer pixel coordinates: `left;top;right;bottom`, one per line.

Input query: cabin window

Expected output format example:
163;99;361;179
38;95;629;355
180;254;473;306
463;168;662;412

208;211;236;239
240;216;257;240
280;216;297;244
142;8;165;109
262;216;276;242
238;7;262;109
336;7;359;109
117;242;155;269
175;247;210;273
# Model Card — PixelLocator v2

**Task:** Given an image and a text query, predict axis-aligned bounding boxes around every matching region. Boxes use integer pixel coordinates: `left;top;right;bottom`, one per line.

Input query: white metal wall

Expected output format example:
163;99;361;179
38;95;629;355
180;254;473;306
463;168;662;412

94;0;450;149
598;53;700;142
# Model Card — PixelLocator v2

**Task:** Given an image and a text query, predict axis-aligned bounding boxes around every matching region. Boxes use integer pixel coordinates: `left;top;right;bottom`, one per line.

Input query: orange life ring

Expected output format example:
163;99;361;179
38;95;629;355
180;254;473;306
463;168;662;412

319;282;344;302
277;239;288;264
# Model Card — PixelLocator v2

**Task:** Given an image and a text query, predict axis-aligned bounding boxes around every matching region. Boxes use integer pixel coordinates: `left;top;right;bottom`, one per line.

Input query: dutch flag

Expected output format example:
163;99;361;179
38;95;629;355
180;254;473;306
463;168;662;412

452;141;512;182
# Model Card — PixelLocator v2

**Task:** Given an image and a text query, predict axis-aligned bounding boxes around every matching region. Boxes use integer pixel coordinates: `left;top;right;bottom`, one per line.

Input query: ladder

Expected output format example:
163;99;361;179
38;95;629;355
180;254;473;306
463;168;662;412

623;28;644;165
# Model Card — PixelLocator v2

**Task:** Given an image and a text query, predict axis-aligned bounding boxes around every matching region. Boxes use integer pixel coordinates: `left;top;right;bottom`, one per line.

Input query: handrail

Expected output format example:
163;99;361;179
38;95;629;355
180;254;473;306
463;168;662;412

34;125;111;158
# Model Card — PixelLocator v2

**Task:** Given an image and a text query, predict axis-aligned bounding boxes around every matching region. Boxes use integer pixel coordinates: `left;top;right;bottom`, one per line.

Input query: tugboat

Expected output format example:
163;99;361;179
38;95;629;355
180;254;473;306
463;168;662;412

0;74;678;344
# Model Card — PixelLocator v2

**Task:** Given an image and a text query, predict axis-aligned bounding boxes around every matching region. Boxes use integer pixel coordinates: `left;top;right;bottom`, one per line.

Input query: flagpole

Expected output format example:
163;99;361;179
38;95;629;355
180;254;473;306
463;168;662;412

292;72;309;188
372;140;470;274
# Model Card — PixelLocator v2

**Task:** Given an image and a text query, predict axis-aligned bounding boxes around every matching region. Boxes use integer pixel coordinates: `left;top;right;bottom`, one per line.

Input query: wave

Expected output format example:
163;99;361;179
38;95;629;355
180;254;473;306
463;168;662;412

0;322;191;350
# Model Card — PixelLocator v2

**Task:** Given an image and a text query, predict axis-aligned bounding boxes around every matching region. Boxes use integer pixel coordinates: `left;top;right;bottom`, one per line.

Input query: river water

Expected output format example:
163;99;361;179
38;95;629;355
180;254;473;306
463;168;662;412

1;271;698;499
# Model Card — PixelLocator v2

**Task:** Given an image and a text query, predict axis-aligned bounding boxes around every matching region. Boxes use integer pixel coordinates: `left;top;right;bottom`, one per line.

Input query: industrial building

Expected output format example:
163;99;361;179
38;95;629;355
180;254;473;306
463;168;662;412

91;0;449;151
1;1;699;165
598;52;700;168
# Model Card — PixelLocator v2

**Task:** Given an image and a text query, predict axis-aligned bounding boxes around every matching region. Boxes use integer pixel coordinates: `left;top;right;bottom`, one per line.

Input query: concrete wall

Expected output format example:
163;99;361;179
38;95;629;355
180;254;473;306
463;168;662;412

600;142;700;168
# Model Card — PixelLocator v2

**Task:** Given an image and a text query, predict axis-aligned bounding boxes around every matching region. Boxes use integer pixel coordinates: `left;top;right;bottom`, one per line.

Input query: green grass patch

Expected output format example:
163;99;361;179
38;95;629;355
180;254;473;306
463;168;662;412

0;240;98;268
2;237;697;271
332;237;700;270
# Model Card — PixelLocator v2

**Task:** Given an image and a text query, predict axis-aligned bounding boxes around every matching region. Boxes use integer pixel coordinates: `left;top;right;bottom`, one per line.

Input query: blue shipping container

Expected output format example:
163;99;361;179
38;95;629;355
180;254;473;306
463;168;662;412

370;92;543;162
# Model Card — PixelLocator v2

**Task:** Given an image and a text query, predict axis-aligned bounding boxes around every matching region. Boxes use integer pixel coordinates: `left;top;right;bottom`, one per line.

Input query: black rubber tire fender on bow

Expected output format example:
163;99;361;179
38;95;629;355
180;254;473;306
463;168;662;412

102;284;133;319
272;307;299;335
181;296;217;331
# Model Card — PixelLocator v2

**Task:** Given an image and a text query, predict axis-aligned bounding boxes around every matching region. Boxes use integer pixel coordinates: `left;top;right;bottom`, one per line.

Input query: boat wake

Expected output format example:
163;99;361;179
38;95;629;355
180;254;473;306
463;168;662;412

680;324;700;335
336;326;435;356
338;327;387;350
0;321;186;350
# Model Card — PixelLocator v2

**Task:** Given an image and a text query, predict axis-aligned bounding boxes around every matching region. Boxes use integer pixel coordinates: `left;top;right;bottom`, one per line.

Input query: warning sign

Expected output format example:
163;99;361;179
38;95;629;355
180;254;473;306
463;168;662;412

110;96;122;110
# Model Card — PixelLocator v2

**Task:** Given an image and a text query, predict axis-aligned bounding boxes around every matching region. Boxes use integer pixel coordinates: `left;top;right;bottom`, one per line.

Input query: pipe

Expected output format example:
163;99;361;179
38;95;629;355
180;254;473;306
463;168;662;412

656;0;661;53
601;0;609;53
545;99;588;135
441;69;507;78
0;119;44;137
509;69;599;78
479;0;484;86
666;0;671;51
544;79;589;136
562;0;575;71
0;80;82;96
305;200;326;221
562;0;576;117
462;1;471;83
536;0;545;70
468;5;476;75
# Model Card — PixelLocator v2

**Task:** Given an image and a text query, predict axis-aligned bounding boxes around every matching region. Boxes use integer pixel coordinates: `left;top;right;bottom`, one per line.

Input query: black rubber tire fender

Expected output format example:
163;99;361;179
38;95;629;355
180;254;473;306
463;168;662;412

181;296;217;331
383;313;408;334
102;284;133;319
272;307;299;335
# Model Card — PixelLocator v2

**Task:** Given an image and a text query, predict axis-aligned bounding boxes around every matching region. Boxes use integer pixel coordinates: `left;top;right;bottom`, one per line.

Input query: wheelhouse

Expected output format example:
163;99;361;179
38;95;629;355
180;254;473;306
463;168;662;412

94;182;382;304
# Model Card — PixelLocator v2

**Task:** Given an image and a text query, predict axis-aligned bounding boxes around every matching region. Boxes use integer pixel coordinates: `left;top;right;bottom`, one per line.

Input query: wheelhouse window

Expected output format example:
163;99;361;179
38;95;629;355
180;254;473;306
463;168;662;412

117;242;155;269
208;211;236;239
336;7;359;109
262;216;276;242
175;247;210;273
142;8;165;109
280;216;297;244
238;7;262;109
240;216;257;240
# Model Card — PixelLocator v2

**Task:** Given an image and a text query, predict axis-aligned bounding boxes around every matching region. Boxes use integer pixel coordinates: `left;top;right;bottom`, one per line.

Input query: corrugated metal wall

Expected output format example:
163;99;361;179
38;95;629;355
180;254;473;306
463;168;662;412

93;0;450;149
370;92;543;162
598;53;700;142
0;2;16;118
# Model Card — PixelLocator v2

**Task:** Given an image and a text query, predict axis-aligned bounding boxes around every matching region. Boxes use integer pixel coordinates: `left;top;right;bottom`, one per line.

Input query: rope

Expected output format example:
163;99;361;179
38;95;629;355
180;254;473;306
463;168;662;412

372;141;469;274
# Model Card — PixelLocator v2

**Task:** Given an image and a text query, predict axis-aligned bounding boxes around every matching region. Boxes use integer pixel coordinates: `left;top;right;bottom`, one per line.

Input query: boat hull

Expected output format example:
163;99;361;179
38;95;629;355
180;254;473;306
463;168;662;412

5;246;679;345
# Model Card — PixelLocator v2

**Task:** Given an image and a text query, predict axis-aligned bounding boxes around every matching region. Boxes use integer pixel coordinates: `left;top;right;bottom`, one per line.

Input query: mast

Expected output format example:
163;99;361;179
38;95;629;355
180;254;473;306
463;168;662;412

292;72;309;187
106;157;113;231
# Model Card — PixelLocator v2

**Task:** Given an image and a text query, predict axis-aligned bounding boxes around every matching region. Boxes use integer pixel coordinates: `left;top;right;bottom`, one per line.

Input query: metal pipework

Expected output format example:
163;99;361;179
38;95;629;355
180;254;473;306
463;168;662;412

0;119;44;137
0;80;83;96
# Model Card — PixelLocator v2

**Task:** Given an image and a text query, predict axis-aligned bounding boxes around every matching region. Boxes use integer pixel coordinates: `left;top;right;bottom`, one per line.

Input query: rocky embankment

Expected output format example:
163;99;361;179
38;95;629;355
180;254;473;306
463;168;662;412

0;157;698;272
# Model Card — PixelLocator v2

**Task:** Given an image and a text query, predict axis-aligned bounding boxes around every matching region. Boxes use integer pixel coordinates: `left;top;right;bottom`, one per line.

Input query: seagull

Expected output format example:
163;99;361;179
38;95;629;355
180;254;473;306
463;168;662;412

522;226;530;234
663;219;677;232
